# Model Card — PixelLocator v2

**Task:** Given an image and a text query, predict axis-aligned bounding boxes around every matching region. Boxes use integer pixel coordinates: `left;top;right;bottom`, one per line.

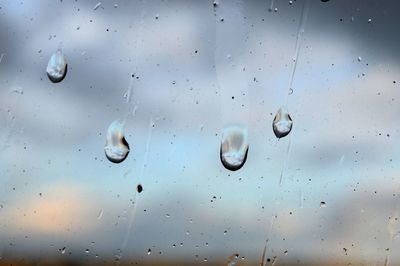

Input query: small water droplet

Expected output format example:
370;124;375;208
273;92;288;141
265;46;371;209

104;120;130;163
227;253;240;266
137;184;143;193
272;107;293;138
85;249;90;254
289;1;293;5
165;213;170;218
46;49;67;83
320;201;326;208
368;18;372;23
274;7;278;12
357;56;362;62
220;125;249;171
288;88;293;95
60;247;66;254
147;248;151;255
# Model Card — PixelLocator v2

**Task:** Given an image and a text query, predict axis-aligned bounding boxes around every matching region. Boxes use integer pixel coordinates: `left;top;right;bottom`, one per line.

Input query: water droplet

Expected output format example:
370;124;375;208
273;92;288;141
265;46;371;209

368;18;372;23
227;253;240;266
104;120;130;163
85;249;90;254
220;125;249;171
46;49;67;83
321;0;330;2
274;7;278;12
147;248;151;255
288;88;293;95
272;107;293;138
320;201;326;208
289;1;293;5
357;56;362;62
137;184;143;193
60;247;66;254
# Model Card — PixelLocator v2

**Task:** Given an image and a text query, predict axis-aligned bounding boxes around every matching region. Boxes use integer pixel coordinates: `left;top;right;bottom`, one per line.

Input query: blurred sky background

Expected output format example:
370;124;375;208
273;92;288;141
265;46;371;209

0;0;400;265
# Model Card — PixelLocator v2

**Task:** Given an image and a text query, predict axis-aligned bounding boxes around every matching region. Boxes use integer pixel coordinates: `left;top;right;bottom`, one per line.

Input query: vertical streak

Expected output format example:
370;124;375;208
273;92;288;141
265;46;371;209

279;137;291;185
0;53;4;64
284;0;309;107
117;116;154;263
268;0;275;12
261;215;276;265
116;2;147;263
214;0;249;126
385;254;389;266
279;0;309;185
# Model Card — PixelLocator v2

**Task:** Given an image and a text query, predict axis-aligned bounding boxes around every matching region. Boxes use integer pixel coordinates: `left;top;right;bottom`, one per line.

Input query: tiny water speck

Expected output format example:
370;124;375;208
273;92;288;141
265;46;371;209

104;120;130;163
137;184;143;193
46;49;67;83
220;125;249;171
272;107;293;138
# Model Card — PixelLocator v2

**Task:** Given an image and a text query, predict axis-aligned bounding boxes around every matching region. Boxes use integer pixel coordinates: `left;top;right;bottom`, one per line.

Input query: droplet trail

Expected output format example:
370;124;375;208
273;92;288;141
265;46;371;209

220;125;249;171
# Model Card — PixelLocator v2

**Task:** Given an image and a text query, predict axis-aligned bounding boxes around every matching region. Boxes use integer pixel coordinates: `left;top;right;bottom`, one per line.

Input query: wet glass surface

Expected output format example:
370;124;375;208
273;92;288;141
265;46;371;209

0;0;399;265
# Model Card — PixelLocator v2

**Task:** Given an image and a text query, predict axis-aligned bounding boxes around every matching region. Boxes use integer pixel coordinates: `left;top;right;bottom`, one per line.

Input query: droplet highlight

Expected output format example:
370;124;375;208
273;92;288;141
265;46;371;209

272;107;293;138
104;120;130;163
220;125;249;171
46;49;67;83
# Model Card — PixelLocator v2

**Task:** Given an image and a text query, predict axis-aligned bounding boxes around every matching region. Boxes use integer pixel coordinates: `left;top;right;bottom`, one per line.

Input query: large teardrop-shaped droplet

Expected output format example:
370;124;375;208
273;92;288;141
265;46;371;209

46;49;67;83
272;107;293;138
104;120;130;163
220;125;249;171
